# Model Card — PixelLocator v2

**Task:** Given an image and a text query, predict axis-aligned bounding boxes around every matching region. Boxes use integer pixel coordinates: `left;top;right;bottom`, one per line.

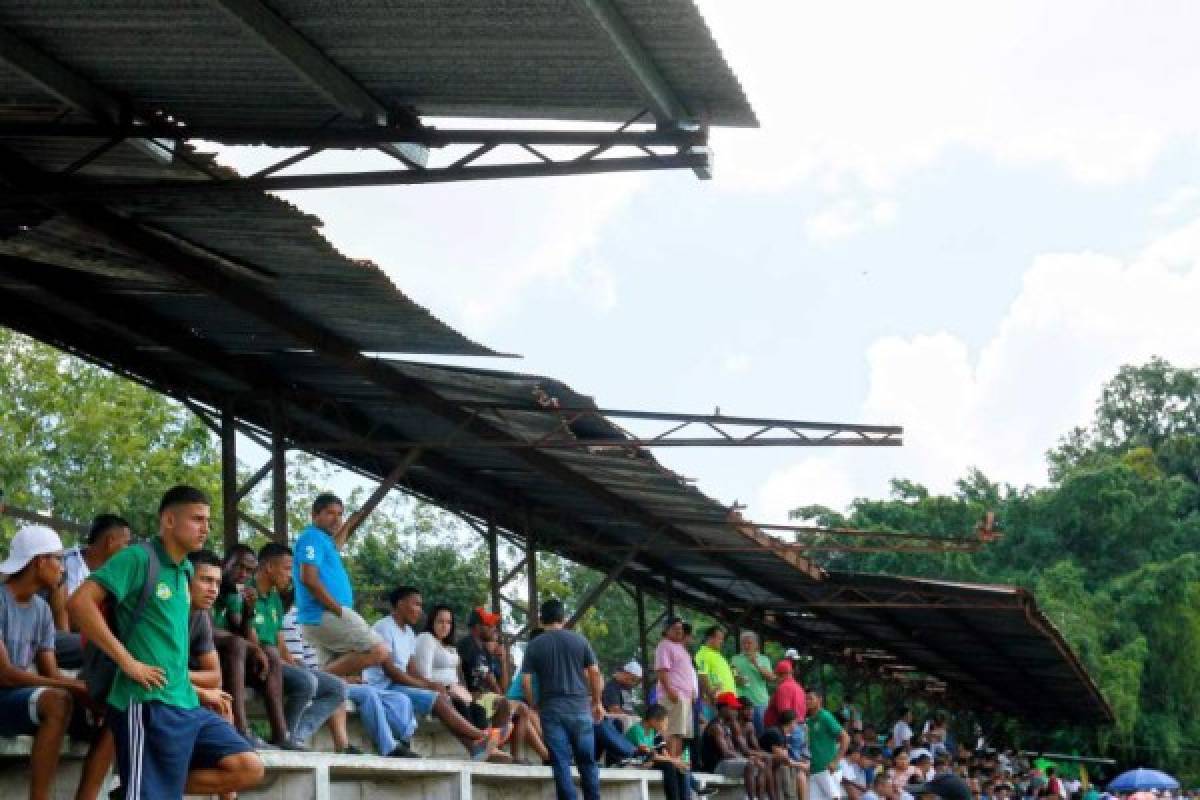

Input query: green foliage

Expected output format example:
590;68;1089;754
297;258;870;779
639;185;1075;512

790;357;1200;782
0;329;222;542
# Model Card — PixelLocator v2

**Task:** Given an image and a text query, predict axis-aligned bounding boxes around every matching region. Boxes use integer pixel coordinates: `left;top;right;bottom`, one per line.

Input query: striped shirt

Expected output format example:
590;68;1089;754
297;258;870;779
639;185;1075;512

281;607;319;670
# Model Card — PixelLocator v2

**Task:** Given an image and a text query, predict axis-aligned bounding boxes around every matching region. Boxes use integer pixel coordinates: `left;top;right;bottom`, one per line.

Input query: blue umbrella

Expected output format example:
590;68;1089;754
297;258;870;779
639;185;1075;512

1108;769;1180;792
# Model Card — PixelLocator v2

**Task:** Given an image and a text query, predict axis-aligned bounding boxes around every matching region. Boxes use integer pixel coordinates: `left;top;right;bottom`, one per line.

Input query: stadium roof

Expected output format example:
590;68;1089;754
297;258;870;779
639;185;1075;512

0;0;756;188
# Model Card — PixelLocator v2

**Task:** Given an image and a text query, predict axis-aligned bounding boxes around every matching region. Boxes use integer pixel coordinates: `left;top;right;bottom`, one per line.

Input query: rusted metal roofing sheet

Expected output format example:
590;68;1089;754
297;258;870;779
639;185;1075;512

0;0;755;127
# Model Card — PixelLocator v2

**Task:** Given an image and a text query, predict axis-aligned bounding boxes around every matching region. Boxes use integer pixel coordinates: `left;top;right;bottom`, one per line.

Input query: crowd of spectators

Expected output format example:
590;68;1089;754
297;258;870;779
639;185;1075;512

0;487;1131;800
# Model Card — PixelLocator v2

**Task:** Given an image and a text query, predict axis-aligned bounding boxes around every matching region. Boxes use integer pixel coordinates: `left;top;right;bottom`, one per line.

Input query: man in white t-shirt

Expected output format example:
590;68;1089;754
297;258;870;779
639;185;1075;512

363;585;495;757
891;707;913;752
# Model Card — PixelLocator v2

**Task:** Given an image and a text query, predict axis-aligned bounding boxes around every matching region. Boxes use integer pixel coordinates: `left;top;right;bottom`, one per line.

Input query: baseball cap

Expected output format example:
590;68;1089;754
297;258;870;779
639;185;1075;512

907;774;972;800
467;607;501;627
620;660;643;679
774;659;793;675
0;525;64;575
715;691;742;709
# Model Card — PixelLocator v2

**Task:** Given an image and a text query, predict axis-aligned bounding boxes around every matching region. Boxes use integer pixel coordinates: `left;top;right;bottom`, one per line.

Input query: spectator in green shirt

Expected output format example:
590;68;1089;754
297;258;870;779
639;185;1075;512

694;626;736;706
805;690;849;800
730;631;774;737
70;485;263;799
254;542;345;750
625;703;693;800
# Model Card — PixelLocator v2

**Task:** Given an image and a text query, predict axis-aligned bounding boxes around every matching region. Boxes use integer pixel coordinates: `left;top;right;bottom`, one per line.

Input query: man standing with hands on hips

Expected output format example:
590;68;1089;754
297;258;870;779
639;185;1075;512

805;690;849;800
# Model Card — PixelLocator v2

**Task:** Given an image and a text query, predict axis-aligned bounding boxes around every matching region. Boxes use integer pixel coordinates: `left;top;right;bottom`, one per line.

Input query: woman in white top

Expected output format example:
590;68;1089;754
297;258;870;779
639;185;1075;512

411;605;473;708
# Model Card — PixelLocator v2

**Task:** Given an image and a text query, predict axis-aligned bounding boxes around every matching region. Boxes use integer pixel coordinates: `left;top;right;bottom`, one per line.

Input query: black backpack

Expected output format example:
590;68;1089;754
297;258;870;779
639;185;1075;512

80;541;160;703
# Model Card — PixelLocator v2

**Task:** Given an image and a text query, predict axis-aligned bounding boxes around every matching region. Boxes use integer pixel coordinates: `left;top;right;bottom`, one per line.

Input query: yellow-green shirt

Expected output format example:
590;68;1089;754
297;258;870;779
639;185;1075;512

695;644;736;694
89;537;198;711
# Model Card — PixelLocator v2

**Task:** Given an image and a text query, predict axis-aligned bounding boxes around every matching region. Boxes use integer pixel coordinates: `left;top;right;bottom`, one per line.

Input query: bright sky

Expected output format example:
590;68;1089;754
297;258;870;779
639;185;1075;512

217;0;1200;524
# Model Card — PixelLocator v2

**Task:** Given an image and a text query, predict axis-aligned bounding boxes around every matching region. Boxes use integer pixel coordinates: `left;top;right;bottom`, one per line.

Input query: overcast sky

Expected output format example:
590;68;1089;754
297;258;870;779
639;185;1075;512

218;0;1200;524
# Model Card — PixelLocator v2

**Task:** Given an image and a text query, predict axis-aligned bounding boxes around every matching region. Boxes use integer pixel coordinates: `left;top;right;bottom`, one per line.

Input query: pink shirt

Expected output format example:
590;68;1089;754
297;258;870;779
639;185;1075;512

655;639;697;700
764;676;806;727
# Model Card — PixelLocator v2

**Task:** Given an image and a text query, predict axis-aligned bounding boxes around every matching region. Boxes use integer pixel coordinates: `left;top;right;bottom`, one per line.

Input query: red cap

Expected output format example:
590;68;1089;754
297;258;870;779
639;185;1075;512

715;691;742;709
469;607;501;627
774;659;793;675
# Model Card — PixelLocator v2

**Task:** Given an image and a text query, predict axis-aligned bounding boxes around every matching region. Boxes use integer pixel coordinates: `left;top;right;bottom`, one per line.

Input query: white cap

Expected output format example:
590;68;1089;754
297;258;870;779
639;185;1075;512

621;660;643;679
784;648;800;659
0;525;64;575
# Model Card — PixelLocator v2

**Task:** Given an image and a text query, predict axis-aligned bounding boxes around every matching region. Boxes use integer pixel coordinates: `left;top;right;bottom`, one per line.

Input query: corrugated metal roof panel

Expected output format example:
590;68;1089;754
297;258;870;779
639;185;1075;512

0;0;756;127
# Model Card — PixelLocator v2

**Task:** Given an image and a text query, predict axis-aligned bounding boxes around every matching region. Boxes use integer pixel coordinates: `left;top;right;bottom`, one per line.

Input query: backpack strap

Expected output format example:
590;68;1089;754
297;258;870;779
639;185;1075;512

119;541;161;638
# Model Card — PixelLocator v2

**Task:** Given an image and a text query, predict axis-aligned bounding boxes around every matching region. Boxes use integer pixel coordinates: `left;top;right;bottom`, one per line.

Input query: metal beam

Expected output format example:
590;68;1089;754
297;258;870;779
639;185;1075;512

575;0;693;124
0;121;707;150
565;532;661;628
208;0;388;125
0;28;123;121
338;450;421;541
487;520;502;616
1;504;89;538
271;401;288;543
9;151;709;201
526;527;538;624
635;586;650;698
221;404;239;553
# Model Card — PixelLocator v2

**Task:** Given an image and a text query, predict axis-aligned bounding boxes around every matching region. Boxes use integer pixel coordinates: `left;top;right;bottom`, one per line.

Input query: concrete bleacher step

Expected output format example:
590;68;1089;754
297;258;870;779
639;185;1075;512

0;740;740;800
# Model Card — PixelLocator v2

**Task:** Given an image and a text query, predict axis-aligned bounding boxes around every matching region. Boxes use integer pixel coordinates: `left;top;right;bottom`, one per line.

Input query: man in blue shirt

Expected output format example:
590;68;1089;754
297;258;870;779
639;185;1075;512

293;493;388;678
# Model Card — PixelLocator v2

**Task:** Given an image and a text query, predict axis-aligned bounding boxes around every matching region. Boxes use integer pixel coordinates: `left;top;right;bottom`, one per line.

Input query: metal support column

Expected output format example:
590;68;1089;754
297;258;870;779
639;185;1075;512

487;520;502;616
271;401;288;544
526;525;539;627
665;572;675;620
635;586;651;699
221;403;238;554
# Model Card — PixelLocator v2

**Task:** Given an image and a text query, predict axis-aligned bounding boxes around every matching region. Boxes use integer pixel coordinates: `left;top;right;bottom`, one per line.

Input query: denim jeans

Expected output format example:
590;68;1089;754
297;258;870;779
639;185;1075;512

788;723;810;761
292;669;346;744
280;662;317;738
752;704;767;738
593;717;636;764
346;683;416;755
541;711;600;800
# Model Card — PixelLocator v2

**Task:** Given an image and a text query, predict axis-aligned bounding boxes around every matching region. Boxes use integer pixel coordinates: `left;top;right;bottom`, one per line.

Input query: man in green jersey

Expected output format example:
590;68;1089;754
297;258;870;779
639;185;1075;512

254;542;343;747
805;691;849;800
70;485;264;799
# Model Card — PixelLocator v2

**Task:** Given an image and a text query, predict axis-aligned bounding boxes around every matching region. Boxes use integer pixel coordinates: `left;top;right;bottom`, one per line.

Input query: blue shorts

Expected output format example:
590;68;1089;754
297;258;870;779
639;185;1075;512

384;683;437;716
109;701;252;799
0;687;42;735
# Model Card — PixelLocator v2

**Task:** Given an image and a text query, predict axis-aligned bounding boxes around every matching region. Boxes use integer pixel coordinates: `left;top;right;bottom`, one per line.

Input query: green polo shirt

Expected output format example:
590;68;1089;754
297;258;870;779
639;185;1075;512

211;590;243;631
89;537;198;711
731;652;772;707
695;644;736;694
252;587;283;646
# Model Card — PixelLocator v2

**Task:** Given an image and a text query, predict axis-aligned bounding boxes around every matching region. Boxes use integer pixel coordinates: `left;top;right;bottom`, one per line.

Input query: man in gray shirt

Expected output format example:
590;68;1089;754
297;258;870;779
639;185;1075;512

521;599;604;800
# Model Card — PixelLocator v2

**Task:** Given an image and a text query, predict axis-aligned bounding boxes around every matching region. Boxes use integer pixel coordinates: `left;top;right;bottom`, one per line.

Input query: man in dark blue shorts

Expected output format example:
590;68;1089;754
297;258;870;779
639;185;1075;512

70;486;264;799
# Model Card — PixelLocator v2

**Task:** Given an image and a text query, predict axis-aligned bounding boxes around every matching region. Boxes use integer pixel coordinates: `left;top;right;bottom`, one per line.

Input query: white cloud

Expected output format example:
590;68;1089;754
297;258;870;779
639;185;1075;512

756;210;1200;514
805;196;897;243
759;458;858;520
698;0;1200;196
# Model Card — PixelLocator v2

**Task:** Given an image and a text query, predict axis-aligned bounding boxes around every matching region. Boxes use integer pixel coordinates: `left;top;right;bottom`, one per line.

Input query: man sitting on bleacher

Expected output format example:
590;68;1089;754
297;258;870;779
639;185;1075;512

47;514;131;670
255;542;344;750
281;606;420;758
0;525;111;800
365;586;499;759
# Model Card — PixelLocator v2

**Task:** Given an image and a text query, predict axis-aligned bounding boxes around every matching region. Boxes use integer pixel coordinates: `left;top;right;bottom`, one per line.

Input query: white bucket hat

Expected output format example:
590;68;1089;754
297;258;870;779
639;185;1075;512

0;525;64;575
620;660;643;679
